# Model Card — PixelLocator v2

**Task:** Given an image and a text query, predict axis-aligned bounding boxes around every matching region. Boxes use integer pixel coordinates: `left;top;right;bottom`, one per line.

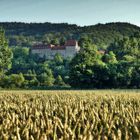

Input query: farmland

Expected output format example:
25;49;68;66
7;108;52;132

0;90;140;140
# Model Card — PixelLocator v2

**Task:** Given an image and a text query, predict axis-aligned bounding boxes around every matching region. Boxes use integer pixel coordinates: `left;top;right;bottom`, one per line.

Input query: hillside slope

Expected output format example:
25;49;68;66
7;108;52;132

0;22;140;49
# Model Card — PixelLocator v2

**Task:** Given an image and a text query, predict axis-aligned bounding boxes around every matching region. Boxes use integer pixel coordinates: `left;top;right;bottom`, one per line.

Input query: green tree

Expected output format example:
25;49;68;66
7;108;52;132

42;34;51;44
78;36;92;48
55;75;65;86
131;63;140;88
51;38;59;45
0;75;10;88
29;77;39;87
54;53;64;65
102;51;118;64
108;36;140;60
60;37;66;45
0;28;13;76
38;69;54;86
69;39;104;88
9;73;25;88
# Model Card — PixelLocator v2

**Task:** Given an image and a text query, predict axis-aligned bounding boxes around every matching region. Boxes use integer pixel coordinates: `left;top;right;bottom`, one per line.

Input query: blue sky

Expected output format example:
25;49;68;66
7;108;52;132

0;0;140;26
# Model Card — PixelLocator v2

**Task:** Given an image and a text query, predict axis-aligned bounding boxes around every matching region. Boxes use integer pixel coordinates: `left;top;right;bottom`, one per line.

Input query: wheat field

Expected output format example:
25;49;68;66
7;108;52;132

0;90;140;140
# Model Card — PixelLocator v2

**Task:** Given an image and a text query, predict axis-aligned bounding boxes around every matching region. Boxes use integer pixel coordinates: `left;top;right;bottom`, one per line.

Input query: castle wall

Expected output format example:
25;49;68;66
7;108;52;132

31;41;80;59
65;44;80;58
49;49;66;59
65;46;76;58
31;48;51;58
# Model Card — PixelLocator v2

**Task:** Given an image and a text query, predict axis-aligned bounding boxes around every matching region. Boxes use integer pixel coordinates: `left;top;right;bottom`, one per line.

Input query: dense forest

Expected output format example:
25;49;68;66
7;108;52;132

0;22;140;49
0;22;140;89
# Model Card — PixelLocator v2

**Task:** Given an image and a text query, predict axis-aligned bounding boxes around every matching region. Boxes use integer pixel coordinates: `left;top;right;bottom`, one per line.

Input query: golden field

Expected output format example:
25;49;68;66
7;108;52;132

0;90;140;140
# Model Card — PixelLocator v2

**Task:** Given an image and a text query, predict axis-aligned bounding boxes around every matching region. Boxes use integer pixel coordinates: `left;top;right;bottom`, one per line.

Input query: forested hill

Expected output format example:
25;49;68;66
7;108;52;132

0;22;79;36
0;22;140;49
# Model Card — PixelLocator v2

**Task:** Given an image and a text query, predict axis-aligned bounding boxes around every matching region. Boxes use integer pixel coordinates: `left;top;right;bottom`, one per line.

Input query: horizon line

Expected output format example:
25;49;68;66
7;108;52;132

0;21;140;28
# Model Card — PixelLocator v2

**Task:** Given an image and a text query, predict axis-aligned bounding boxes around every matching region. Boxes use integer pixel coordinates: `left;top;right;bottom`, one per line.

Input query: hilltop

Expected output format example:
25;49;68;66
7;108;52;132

0;22;140;49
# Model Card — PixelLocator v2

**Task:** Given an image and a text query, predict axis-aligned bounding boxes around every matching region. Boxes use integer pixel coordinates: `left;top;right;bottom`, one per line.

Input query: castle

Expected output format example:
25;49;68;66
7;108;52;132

31;40;80;59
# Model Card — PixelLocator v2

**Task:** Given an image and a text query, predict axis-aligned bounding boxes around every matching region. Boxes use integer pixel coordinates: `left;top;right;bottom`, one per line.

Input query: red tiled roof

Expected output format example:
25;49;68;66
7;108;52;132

32;44;48;49
32;44;66;50
32;40;78;50
51;45;65;50
65;40;77;46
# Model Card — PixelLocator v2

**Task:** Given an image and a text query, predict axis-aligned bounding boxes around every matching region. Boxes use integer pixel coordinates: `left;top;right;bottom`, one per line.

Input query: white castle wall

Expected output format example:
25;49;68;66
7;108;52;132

31;43;80;59
49;49;66;59
32;48;51;58
66;44;80;57
65;46;76;58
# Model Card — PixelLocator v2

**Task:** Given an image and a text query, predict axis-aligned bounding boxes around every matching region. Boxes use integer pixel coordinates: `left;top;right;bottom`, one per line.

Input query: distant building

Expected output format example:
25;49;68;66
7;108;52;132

31;40;80;59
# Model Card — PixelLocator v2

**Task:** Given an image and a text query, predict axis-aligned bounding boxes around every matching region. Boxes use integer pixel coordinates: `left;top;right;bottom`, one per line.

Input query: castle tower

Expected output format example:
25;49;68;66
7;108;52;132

65;40;80;58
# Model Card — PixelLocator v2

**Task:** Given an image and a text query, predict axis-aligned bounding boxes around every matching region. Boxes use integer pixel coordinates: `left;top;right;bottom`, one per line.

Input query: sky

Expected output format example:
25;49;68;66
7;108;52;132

0;0;140;26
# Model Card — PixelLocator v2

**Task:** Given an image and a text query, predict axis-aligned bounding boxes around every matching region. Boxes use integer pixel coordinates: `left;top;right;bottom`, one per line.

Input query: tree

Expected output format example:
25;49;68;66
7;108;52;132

60;37;66;46
131;63;140;88
29;77;39;87
0;75;11;88
50;38;59;45
108;36;140;60
38;69;55;86
102;51;118;64
42;34;51;44
78;36;92;48
12;46;29;59
0;28;13;76
9;73;25;88
69;39;104;88
54;53;63;65
10;46;30;74
55;75;65;86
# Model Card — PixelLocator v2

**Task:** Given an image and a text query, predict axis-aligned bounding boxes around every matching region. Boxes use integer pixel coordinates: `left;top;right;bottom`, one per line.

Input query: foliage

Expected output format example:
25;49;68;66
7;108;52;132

108;35;140;60
0;28;13;76
69;34;140;89
0;73;25;88
1;22;140;49
69;39;104;88
0;25;140;89
1;46;69;89
54;75;65;86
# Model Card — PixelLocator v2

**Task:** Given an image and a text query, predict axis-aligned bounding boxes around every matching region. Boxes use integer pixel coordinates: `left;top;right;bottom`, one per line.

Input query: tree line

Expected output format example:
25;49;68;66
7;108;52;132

70;34;140;88
1;22;140;50
0;27;140;89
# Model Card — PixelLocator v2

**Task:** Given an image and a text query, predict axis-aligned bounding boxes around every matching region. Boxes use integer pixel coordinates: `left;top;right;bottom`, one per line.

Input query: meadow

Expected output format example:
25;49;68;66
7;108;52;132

0;90;140;140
